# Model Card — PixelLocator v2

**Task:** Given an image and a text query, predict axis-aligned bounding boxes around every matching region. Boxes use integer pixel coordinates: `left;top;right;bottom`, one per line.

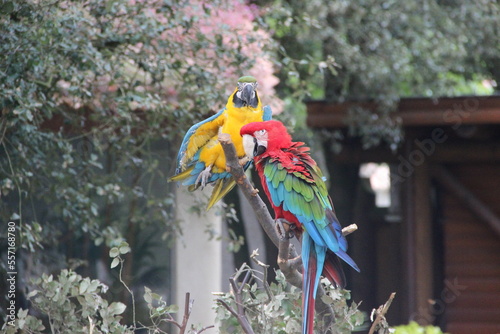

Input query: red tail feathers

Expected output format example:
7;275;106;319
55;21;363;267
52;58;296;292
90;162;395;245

322;251;347;289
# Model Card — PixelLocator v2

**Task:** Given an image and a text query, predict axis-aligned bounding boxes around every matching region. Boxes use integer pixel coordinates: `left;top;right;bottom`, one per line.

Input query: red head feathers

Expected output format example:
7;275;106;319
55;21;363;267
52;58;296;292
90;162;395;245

240;120;293;156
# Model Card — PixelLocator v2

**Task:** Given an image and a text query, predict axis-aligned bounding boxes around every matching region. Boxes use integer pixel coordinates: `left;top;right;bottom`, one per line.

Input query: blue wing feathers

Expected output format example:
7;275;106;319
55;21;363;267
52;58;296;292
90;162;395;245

318;226;340;253
301;220;326;248
314;243;326;293
335;249;360;272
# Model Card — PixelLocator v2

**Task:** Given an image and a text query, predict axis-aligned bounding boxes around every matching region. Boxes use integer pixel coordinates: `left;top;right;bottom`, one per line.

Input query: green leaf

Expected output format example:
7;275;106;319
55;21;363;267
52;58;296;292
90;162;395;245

108;302;126;315
110;257;120;269
119;245;131;254
144;288;152;304
95;237;103;246
87;280;100;293
17;308;29;318
79;280;89;294
109;247;119;258
166;304;179;313
27;290;38;298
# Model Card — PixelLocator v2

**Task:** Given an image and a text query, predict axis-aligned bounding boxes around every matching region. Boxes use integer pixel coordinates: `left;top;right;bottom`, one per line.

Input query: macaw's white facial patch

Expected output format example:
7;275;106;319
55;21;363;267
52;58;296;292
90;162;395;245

236;82;257;101
254;129;268;144
242;129;268;159
253;129;268;156
237;81;258;91
242;134;256;159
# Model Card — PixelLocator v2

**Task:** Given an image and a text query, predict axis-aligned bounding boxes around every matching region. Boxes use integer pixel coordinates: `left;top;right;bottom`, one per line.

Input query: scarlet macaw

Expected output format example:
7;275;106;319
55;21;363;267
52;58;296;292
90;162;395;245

170;76;272;210
240;120;359;334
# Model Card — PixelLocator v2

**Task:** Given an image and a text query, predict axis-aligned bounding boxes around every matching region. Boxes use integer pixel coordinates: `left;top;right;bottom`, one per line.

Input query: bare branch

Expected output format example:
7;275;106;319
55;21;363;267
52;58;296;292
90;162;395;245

216;299;240;319
197;325;216;334
216;264;256;334
250;251;273;303
342;224;358;236
217;298;257;334
368;292;396;334
249;249;269;270
179;292;193;334
277;234;303;289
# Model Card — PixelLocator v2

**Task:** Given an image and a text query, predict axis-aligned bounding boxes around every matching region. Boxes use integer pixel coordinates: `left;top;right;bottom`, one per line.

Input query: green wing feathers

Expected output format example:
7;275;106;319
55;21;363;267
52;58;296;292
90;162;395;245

264;157;330;225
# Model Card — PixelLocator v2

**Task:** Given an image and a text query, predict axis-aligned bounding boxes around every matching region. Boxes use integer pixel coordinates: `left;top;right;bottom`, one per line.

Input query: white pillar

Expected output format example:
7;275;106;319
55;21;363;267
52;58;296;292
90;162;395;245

173;187;223;332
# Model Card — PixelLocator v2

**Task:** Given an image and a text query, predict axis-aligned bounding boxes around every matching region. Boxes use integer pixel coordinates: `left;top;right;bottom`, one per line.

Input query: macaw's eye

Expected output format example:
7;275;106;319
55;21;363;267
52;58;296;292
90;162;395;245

256;129;266;135
237;82;258;91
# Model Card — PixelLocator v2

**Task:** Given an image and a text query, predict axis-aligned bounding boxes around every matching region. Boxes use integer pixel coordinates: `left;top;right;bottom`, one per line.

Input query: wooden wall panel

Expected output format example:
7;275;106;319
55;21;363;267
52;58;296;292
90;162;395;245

441;163;500;333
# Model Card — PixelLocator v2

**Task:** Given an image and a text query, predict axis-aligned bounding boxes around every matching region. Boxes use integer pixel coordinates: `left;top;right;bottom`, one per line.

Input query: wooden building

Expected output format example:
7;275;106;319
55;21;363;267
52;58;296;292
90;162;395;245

306;96;500;334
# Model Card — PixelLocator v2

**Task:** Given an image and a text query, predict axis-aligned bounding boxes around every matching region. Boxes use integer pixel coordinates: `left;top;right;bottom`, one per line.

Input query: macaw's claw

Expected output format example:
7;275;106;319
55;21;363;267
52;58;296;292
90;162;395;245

195;165;212;189
238;156;250;166
275;218;296;240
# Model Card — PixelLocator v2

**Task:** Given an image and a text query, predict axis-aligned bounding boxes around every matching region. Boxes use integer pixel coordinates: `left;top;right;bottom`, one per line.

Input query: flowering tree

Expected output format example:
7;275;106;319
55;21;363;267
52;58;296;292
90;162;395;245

0;0;282;325
1;0;279;246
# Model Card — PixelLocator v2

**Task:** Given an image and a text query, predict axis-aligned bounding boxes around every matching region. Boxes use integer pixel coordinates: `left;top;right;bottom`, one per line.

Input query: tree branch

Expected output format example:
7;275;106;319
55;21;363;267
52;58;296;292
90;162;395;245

216;263;256;334
368;292;396;334
179;292;193;334
277;234;303;288
250;250;273;303
342;224;358;236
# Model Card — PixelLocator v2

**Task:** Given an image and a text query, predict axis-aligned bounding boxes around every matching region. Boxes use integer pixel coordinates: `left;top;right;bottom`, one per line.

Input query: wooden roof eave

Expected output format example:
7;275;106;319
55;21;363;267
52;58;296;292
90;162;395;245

306;95;500;129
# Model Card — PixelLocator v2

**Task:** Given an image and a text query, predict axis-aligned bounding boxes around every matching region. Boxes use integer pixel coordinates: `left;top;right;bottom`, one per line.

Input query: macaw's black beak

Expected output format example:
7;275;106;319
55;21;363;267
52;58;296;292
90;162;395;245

241;84;254;103
239;83;258;108
254;144;267;156
253;137;267;156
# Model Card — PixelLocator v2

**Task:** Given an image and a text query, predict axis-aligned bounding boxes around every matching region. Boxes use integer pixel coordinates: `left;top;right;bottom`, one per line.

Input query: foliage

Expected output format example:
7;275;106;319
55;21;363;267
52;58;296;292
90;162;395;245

0;240;208;334
3;269;132;334
0;0;278;244
0;0;280;320
393;321;445;334
259;0;500;147
214;268;364;333
2;250;363;334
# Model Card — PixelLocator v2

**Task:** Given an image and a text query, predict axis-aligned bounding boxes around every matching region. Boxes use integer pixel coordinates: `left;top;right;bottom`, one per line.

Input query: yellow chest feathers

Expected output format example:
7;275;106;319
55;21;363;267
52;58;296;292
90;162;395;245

222;105;263;155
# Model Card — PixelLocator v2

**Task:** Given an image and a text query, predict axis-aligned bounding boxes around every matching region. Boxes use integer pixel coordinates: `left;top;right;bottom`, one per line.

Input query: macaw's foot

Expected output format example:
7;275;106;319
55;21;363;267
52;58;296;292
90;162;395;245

238;156;250;166
275;218;296;240
195;165;212;189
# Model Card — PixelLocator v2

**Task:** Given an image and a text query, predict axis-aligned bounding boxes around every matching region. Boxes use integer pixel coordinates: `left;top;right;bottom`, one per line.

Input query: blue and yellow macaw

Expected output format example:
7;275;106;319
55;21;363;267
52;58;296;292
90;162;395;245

170;76;272;210
240;120;360;334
